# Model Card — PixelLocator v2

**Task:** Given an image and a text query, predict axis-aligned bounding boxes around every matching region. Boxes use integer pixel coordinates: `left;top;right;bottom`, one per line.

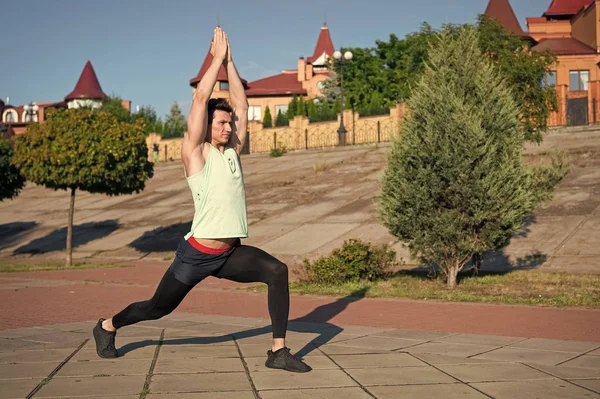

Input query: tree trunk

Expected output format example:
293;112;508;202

472;253;481;276
66;187;76;268
447;265;458;289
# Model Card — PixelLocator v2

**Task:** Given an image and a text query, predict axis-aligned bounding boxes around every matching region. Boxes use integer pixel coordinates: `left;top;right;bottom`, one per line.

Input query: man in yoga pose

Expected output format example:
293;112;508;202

93;27;311;373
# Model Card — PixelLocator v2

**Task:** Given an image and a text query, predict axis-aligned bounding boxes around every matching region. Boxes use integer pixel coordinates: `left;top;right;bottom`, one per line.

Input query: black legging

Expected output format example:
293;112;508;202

111;244;289;338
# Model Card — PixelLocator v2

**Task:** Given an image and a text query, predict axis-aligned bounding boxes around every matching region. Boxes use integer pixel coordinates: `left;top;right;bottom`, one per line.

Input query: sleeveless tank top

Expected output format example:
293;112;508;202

184;145;248;240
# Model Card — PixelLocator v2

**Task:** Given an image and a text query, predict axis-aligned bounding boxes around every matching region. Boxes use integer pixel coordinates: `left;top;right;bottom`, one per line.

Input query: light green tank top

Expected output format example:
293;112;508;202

184;145;248;240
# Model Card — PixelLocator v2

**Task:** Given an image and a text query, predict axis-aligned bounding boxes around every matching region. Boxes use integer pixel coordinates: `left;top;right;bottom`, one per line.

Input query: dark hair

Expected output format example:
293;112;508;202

208;98;233;124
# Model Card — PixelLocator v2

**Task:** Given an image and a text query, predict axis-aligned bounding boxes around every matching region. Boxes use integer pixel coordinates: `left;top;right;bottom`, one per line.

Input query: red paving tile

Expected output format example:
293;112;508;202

1;265;599;342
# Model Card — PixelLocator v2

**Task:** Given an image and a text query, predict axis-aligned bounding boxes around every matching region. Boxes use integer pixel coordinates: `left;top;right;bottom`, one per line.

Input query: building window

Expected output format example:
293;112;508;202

275;105;288;116
248;105;261;121
543;71;556;87
3;110;17;123
569;70;589;91
220;82;229;90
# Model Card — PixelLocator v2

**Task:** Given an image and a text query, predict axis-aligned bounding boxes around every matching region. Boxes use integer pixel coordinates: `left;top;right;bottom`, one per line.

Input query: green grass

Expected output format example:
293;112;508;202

0;262;128;273
247;270;600;308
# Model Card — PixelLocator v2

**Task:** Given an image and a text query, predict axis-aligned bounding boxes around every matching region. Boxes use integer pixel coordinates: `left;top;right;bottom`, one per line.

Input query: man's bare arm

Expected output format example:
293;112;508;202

182;28;227;174
224;41;249;155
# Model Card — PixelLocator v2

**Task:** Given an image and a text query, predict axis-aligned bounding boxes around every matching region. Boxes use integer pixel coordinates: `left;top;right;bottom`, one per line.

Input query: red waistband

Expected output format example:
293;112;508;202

187;237;233;254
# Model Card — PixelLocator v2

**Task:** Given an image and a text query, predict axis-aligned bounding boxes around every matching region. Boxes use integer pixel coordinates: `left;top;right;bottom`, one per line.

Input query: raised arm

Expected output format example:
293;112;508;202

182;27;228;175
224;37;249;155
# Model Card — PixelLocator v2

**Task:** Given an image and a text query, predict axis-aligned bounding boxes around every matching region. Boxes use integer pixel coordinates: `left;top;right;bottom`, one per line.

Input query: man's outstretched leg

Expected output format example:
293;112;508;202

214;244;312;373
93;268;194;358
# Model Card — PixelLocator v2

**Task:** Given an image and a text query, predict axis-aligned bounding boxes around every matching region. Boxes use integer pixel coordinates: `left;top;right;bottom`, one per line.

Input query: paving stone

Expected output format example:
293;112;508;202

56;358;152;376
236;343;279;358
169;322;251;335
260;387;373;399
0;327;56;339
569;379;600;394
161;332;236;345
150;372;251;393
316;344;389;356
137;319;200;329
0;378;41;399
0;361;59;379
36;375;146;397
154;356;245;373
473;347;579;366
331;353;426;369
158;344;240;359
434;333;526;347
261;223;360;255
373;329;457;341
369;383;489;399
561;355;600;369
412;353;510;366
0;338;70;352
16;331;88;345
75;345;157;361
347;365;457;386
472;378;598;399
251;369;357;390
0;348;73;363
530;364;600;379
507;338;600;353
147;393;255;399
406;342;499;358
588;348;600;356
437;362;553;383
331;335;423;351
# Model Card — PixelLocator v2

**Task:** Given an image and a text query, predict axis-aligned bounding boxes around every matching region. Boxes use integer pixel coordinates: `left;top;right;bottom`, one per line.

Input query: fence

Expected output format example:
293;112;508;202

146;103;406;161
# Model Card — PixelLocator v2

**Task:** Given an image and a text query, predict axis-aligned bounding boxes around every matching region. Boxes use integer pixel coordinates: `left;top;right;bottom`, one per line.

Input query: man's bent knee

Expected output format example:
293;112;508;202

269;262;288;284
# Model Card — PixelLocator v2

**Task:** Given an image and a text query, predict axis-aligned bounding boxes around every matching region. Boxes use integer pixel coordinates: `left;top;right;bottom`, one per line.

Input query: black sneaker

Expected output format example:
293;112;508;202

265;347;312;373
92;319;118;359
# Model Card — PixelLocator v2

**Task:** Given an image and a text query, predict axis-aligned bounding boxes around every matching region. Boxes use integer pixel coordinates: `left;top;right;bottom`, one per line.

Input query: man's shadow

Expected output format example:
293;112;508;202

118;287;369;359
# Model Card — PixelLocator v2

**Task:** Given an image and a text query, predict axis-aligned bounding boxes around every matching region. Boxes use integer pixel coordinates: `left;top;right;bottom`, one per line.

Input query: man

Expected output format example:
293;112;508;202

93;27;311;373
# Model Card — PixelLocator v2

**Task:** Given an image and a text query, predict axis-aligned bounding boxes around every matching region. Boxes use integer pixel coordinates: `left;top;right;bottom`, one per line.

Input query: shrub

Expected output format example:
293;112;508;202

301;239;396;284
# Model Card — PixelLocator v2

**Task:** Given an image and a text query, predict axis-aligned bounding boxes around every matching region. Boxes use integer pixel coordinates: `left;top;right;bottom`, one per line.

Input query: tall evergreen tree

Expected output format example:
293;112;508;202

275;110;289;127
287;95;299;119
379;27;538;289
263;106;272;128
297;96;306;117
164;102;186;137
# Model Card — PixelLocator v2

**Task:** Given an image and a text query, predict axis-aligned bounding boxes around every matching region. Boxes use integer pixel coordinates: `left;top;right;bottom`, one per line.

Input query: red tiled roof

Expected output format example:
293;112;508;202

484;0;527;36
189;48;249;88
532;37;596;55
307;25;335;64
245;72;307;96
65;61;107;101
544;0;593;16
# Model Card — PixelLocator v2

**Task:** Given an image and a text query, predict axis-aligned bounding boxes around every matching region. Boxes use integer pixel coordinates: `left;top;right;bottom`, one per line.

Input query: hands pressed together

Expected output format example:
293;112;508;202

210;26;232;63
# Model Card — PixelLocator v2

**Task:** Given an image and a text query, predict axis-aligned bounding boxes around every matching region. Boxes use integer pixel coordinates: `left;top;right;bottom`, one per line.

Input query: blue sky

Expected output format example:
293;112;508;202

0;0;552;118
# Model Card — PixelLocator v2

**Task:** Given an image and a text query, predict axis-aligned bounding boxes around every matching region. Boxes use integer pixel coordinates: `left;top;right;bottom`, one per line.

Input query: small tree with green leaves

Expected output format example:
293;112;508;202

101;95;132;123
379;27;539;289
12;108;153;267
0;138;25;201
275;110;289;127
132;105;158;135
263;106;273;128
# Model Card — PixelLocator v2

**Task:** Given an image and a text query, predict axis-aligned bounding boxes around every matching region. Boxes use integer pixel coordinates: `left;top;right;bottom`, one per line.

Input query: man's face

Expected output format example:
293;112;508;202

211;110;232;146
